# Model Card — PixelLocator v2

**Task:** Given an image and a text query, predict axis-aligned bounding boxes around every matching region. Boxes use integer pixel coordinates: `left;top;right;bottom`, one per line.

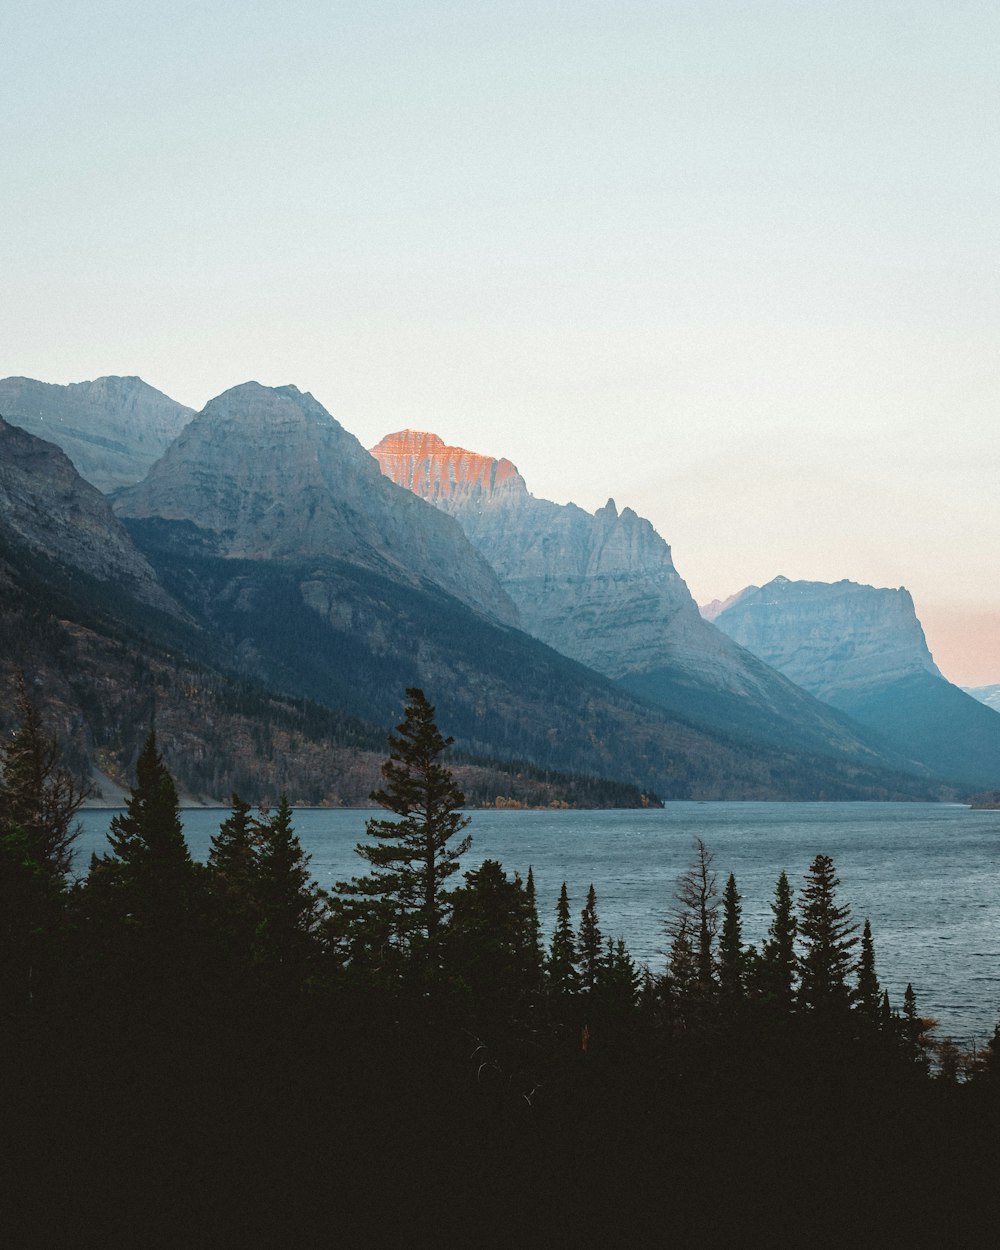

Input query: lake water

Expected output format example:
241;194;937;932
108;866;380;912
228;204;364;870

77;802;1000;1045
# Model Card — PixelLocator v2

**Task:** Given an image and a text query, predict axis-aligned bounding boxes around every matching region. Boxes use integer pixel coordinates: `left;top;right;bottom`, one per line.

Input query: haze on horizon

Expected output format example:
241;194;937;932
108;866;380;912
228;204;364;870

3;2;998;685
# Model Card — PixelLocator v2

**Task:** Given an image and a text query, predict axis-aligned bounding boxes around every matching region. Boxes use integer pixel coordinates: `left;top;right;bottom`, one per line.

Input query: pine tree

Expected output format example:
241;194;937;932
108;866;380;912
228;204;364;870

717;872;744;999
547;882;579;996
758;870;797;1010
522;865;544;981
578;883;603;994
337;689;470;970
854;918;881;1022
598;937;641;1014
253;793;323;980
0;677;86;1004
797;854;858;1017
98;731;196;934
447;859;537;1009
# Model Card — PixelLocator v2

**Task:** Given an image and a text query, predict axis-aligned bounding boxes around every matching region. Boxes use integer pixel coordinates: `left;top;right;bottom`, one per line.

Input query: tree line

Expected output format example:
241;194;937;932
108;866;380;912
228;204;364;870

2;681;999;1244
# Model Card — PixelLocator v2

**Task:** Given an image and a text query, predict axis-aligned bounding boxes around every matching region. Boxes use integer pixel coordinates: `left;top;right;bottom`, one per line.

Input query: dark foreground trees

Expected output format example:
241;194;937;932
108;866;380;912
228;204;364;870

5;691;1000;1245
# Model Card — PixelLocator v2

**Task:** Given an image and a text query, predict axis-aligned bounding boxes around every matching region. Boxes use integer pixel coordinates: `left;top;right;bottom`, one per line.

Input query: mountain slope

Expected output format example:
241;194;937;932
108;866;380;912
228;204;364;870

710;577;1000;789
0;375;193;492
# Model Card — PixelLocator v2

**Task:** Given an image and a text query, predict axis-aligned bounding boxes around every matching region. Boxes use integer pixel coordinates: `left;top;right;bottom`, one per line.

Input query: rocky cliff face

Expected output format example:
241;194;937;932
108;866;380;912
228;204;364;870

116;386;518;627
371;429;749;685
708;576;943;701
0;416;177;613
0;376;194;493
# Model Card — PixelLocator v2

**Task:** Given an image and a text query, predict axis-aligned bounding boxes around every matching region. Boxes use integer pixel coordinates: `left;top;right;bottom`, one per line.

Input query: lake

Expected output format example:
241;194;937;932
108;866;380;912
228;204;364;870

77;801;1000;1045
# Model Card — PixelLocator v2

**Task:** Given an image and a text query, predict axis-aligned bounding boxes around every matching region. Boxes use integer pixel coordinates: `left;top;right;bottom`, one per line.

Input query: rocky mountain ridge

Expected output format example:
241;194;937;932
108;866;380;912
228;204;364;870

0;381;942;802
0;375;193;492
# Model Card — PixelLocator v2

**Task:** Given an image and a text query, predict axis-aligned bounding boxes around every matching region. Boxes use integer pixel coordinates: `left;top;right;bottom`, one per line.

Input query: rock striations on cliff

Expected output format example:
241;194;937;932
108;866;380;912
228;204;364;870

0;415;177;614
709;576;1000;789
116;386;518;628
0;375;194;493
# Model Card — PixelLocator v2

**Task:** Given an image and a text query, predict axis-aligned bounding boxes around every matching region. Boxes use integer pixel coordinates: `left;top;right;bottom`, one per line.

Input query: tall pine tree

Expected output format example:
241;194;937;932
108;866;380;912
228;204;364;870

337;689;470;971
797;854;858;1017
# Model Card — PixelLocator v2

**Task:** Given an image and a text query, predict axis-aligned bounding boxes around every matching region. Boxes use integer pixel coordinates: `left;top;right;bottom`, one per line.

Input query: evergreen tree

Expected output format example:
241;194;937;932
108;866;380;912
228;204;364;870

578;884;603;994
757;870;797;1010
717;872;744;999
547;882;579;996
797;854;858;1017
854;918;881;1022
447;859;537;1010
253;794;323;980
338;689;470;966
0;677;86;1005
522;865;544;981
95;731;196;937
598;937;642;1014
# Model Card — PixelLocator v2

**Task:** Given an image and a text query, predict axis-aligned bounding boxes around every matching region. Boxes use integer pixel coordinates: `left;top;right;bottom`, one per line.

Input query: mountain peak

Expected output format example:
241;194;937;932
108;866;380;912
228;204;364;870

370;430;526;505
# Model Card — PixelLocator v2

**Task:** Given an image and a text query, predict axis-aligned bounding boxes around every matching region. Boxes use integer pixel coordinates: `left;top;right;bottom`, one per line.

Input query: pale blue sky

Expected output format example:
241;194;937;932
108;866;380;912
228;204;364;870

3;2;998;681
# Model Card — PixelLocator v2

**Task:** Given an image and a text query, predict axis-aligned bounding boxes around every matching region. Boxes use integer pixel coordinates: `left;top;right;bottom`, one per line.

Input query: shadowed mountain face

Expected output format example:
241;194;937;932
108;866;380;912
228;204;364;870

370;430;912;766
710;577;1000;789
0;415;178;616
0;375;193;492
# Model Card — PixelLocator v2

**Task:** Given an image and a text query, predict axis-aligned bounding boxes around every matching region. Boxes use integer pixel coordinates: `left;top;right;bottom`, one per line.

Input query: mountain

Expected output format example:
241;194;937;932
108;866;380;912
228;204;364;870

1;379;944;802
117;385;517;628
709;577;1000;789
965;684;1000;714
0;375;194;492
370;430;917;766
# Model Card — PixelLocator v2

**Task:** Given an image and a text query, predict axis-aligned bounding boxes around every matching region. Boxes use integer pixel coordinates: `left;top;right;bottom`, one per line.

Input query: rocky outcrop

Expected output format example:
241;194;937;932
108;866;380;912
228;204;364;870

0;416;177;614
708;577;943;701
116;386;518;627
373;430;748;684
710;576;1000;789
0;376;194;492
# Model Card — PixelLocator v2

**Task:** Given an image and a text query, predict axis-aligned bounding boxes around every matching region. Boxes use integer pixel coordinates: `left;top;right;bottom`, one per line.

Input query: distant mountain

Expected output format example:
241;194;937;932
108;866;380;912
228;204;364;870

370;430;919;768
964;684;1000;714
710;577;1000;789
0;375;194;492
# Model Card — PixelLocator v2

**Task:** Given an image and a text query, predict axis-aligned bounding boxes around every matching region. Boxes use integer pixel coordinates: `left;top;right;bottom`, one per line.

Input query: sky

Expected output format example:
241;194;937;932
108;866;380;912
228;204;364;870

3;2;998;684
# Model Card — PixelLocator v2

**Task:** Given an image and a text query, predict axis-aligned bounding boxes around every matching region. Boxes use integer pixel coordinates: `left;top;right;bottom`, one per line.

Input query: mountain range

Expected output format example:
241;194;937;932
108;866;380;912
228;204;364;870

1;372;994;803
